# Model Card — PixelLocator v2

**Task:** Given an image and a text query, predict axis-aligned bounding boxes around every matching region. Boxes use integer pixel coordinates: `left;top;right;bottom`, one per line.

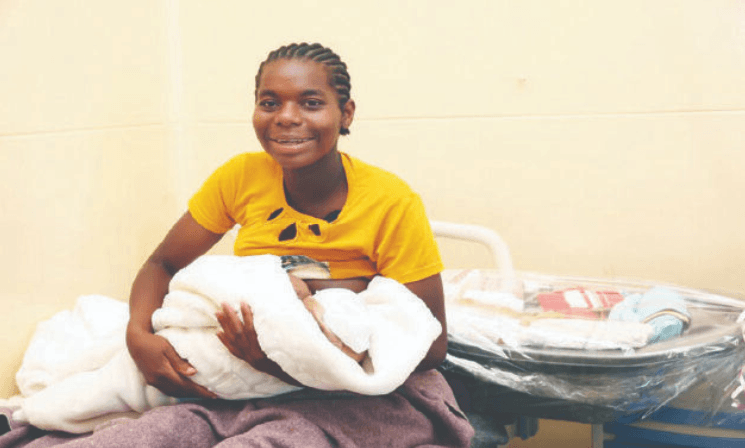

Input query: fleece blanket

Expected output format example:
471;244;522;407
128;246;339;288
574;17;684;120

0;370;474;448
10;254;442;433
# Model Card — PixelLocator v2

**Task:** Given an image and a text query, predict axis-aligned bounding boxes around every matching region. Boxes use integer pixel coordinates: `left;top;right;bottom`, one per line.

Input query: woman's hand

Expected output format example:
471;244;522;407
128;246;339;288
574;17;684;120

126;326;217;399
215;302;302;385
215;302;267;367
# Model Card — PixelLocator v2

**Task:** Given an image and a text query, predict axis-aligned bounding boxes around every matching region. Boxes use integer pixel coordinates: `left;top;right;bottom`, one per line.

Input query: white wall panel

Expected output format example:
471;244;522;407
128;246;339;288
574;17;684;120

349;112;745;292
0;0;168;134
0;127;177;301
178;0;745;122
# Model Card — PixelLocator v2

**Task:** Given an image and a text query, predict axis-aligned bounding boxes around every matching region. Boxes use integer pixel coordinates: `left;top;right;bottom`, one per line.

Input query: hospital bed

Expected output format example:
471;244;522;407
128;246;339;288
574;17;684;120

431;221;745;448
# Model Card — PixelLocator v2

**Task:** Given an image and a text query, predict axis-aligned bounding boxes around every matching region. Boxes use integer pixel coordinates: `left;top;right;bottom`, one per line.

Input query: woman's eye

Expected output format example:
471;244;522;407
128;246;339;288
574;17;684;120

304;99;324;108
258;100;278;109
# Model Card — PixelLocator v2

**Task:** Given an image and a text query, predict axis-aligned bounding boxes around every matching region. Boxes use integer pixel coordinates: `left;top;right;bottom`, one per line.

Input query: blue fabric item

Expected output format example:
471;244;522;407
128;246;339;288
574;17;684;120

608;287;691;343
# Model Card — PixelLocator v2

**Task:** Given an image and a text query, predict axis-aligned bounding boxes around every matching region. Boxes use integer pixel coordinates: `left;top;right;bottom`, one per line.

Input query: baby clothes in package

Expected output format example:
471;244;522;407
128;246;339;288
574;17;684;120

536;288;625;319
608;286;691;343
444;269;693;352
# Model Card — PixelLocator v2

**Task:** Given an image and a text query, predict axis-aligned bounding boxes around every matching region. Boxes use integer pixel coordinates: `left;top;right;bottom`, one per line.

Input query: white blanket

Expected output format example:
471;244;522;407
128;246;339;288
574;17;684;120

12;254;441;433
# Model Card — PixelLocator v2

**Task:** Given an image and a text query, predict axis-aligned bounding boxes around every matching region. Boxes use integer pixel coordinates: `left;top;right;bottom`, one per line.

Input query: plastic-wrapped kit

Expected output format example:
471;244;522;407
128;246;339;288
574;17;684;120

440;268;745;425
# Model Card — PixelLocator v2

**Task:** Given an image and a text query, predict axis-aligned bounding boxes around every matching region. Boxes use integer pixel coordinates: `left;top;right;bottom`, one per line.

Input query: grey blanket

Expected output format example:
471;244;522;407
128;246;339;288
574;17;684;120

0;370;473;448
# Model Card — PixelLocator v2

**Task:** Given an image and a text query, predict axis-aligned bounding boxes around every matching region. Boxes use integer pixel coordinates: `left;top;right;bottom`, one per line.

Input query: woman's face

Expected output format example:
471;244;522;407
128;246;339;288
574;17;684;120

253;59;354;171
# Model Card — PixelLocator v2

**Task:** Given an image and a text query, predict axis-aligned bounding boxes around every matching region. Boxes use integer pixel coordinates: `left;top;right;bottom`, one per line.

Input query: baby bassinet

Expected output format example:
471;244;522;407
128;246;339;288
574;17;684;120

431;221;745;448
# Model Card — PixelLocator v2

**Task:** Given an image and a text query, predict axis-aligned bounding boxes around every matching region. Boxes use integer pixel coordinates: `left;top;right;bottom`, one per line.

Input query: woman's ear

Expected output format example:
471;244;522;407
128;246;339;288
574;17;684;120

341;99;355;130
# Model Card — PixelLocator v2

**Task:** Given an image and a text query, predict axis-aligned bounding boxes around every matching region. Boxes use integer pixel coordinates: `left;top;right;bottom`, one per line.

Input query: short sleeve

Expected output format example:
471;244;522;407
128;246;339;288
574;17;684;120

187;156;244;234
374;193;444;284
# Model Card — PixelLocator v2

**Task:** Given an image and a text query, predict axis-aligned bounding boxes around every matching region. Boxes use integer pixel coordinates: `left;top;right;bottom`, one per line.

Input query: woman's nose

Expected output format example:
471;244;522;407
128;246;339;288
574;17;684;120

276;102;301;126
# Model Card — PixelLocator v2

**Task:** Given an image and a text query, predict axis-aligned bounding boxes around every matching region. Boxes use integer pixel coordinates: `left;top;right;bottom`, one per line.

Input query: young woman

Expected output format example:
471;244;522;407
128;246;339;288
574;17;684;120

127;42;451;398
3;43;473;448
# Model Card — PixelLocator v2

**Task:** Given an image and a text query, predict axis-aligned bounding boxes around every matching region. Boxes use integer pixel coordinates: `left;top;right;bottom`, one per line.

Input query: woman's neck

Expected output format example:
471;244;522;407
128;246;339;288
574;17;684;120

282;150;347;219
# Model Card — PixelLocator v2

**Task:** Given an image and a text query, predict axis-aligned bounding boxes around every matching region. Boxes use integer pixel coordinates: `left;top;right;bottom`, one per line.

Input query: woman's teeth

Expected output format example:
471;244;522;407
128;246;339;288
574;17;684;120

274;138;312;144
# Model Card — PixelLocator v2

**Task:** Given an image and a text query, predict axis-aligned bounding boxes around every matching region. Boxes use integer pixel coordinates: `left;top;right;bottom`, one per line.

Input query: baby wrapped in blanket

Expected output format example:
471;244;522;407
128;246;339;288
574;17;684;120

13;254;441;433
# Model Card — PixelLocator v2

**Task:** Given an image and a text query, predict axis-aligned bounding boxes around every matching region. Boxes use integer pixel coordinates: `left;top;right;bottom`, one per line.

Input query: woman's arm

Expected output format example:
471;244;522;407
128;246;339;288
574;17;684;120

126;211;223;398
215;301;302;386
405;273;448;371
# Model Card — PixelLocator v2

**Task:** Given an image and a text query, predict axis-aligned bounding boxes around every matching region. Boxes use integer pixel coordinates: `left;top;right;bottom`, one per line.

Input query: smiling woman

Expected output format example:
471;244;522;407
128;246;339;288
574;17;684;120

0;42;473;447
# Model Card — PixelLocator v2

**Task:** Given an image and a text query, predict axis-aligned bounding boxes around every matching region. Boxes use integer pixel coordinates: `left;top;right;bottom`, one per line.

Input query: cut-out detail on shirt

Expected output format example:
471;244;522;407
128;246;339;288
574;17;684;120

308;224;321;236
278;223;297;241
323;210;341;223
267;208;284;221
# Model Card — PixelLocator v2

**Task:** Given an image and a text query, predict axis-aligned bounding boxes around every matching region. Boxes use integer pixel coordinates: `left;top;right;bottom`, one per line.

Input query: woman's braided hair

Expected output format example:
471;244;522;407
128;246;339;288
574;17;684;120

255;43;352;135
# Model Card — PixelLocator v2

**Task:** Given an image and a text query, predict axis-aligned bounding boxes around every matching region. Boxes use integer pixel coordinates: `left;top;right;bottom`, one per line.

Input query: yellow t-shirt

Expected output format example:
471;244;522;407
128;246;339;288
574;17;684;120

188;152;443;284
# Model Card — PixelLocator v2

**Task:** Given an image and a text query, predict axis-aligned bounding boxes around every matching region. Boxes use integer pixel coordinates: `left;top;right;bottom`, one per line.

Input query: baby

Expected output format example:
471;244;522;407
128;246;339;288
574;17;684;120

288;274;371;363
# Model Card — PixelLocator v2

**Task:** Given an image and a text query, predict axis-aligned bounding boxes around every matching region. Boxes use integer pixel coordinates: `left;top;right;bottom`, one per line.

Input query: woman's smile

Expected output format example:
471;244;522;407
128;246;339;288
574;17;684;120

266;136;319;158
269;137;316;145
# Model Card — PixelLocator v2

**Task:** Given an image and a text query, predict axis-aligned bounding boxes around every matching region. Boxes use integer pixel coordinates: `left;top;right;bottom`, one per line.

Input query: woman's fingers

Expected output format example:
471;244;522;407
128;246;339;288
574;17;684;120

216;302;242;336
161;344;218;399
215;329;241;359
185;381;219;399
140;338;216;399
128;328;218;399
215;302;268;366
215;304;243;358
239;302;254;331
163;344;197;377
153;371;215;399
216;302;254;339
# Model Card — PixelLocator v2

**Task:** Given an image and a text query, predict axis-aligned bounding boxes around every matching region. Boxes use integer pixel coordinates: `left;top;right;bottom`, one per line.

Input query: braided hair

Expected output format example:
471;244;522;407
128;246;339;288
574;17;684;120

255;43;353;135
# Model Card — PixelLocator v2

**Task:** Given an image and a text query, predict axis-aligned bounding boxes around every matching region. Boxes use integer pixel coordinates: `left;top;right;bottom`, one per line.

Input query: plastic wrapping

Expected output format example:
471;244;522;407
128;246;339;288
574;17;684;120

441;268;745;425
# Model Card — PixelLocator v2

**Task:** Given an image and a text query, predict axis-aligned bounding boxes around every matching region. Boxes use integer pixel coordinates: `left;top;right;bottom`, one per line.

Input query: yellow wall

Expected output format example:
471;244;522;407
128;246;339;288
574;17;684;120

1;7;743;448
